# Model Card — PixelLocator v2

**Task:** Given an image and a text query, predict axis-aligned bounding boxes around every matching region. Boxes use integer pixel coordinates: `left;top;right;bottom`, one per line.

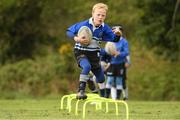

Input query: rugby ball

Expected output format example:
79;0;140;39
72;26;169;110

105;42;117;55
77;26;92;46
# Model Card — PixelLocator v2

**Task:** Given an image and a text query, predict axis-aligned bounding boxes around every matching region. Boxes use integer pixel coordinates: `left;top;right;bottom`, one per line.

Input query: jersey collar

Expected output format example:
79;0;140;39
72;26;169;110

89;18;104;31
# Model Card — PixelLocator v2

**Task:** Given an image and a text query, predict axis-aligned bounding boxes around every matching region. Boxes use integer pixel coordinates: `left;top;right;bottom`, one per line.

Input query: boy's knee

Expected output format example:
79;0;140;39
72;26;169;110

84;64;91;71
81;64;91;74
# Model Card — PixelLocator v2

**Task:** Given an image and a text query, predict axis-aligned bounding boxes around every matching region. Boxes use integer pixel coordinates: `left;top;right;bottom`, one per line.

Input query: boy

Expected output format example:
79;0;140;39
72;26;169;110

105;25;130;100
66;3;121;99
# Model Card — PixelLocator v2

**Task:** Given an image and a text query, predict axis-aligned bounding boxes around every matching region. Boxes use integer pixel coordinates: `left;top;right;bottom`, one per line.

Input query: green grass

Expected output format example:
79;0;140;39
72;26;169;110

0;99;180;120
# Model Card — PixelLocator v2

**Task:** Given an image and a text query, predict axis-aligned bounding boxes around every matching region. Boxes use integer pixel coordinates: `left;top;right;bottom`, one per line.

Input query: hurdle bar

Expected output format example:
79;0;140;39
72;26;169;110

60;93;129;120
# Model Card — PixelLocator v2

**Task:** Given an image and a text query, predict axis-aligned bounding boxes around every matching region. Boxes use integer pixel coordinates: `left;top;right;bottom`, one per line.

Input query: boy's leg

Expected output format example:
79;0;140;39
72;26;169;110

111;87;117;100
87;73;98;93
116;89;122;100
98;83;106;97
110;76;117;99
123;87;128;100
77;58;91;99
92;68;105;97
122;68;128;100
106;76;113;98
77;74;89;99
116;76;123;100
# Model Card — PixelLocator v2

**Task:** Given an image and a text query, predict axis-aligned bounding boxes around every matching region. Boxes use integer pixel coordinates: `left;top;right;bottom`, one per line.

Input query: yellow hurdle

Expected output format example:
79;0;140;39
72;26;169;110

60;93;76;110
82;97;129;120
75;94;101;115
60;93;129;120
60;93;100;112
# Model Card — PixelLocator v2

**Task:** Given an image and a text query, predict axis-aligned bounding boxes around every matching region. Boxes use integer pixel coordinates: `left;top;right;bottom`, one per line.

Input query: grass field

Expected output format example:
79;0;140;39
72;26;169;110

0;98;180;120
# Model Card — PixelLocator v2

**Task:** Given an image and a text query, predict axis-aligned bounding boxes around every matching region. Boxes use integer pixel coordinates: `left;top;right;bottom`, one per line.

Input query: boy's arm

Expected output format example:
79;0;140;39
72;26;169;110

112;40;129;58
119;41;129;57
103;25;121;42
66;30;81;42
67;30;89;45
125;55;131;68
126;55;131;64
66;23;77;40
66;30;76;39
66;25;90;45
112;27;122;42
113;35;121;42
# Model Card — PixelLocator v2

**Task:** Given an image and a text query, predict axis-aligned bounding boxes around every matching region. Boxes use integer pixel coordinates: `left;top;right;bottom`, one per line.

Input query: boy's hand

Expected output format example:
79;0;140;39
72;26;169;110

112;51;120;57
74;36;90;46
125;63;130;68
112;27;122;36
112;29;122;36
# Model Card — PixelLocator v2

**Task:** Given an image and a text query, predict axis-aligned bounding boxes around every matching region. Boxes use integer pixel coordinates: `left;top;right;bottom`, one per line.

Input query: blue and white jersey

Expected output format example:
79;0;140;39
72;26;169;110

66;18;119;51
111;37;130;64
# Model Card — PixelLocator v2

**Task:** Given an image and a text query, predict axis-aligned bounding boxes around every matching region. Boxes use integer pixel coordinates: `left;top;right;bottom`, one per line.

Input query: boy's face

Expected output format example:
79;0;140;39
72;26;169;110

92;8;106;27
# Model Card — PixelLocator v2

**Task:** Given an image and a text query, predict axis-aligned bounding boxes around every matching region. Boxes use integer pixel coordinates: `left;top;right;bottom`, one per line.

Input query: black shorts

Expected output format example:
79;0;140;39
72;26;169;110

106;63;125;76
74;49;101;70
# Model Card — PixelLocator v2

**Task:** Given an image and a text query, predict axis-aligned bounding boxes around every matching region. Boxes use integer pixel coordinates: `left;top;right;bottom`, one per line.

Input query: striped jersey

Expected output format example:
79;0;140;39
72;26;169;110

66;18;119;51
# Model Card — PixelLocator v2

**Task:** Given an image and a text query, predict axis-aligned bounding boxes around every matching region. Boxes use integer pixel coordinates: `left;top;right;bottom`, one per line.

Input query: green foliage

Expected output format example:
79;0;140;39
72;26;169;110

0;52;78;98
136;0;180;61
0;0;50;64
128;43;180;100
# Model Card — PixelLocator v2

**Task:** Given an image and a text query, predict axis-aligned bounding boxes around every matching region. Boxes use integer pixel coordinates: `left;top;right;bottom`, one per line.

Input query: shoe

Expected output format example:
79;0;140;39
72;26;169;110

76;90;87;100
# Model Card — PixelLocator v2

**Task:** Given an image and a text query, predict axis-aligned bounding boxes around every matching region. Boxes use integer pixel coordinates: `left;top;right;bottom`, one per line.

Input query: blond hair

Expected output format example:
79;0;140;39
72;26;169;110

92;3;108;13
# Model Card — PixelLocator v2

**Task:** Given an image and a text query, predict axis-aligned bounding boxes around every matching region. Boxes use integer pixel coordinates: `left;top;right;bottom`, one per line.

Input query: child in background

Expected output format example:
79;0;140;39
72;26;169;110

105;25;130;100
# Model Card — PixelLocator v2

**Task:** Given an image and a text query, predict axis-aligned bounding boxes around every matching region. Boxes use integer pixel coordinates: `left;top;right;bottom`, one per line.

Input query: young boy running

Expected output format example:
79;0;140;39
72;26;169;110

66;3;121;99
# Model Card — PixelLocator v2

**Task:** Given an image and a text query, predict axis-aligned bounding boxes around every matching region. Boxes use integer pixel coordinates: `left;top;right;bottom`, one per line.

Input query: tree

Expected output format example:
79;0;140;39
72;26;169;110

137;0;180;61
0;0;49;64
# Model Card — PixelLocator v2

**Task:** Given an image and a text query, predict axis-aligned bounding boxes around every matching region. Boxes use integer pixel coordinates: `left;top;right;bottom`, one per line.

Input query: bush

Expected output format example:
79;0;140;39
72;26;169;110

0;52;78;99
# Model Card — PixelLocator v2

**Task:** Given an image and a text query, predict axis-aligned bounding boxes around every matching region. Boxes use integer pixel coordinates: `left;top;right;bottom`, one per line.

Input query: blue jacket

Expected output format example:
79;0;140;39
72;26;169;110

66;18;119;51
111;37;130;64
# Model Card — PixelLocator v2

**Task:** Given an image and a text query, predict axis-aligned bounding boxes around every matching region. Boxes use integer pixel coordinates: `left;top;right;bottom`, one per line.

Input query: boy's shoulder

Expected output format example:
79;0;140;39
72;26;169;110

102;23;112;32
